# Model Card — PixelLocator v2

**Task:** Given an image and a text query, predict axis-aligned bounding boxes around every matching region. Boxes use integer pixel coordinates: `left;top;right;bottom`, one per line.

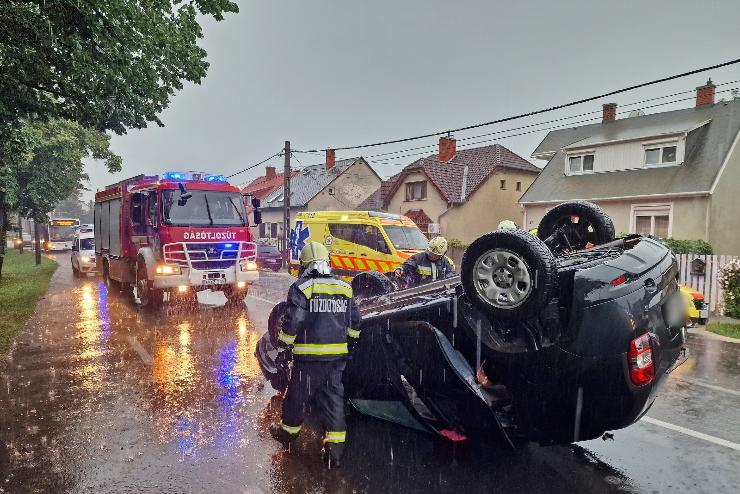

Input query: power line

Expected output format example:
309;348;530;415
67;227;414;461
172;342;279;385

227;151;283;178
367;87;739;165
323;58;740;152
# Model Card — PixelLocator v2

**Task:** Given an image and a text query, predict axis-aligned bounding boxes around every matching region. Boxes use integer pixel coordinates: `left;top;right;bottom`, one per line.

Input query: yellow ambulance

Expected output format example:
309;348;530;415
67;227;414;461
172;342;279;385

288;211;429;279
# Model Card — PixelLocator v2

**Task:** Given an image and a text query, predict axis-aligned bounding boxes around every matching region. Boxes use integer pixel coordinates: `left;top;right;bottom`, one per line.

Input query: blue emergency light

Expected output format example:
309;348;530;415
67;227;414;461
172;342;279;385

163;171;189;180
162;171;227;183
224;243;234;248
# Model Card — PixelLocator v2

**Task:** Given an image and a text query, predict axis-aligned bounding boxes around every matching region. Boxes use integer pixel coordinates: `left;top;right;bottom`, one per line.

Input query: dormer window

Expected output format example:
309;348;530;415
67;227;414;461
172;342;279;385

644;143;678;166
567;153;594;174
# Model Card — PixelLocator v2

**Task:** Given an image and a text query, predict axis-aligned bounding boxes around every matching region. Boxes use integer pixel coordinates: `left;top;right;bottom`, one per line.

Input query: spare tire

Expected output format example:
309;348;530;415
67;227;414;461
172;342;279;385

461;229;557;321
351;270;395;301
537;201;615;255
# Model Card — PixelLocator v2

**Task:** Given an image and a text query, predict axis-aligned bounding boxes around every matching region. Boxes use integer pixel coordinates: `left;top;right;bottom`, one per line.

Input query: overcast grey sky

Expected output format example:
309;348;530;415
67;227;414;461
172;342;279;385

84;0;740;200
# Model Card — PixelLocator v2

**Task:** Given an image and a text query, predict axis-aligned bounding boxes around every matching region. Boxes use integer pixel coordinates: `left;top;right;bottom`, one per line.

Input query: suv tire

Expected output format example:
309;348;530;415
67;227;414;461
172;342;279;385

462;229;557;321
537;201;615;255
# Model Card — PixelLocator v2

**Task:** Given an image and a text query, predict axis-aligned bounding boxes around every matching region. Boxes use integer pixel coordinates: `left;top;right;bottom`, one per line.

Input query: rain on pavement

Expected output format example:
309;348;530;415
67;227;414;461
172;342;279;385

1;256;739;493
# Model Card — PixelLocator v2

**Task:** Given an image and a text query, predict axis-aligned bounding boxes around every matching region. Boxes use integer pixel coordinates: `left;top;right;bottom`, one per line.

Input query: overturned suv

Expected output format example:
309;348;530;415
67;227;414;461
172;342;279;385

256;201;687;446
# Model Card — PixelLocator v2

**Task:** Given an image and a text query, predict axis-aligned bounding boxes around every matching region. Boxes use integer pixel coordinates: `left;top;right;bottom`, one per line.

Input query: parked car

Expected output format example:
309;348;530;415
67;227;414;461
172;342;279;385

680;285;709;326
14;232;33;248
256;242;283;271
71;232;97;277
257;201;687;446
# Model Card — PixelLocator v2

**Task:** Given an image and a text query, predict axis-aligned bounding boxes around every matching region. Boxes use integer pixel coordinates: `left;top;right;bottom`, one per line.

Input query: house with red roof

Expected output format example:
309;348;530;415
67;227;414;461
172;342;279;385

382;137;540;244
242;166;297;202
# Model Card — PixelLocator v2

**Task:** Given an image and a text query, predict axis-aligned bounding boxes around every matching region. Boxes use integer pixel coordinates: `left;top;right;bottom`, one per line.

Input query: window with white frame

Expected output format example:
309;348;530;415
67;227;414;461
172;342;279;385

644;143;677;166
567;153;594;174
632;205;671;238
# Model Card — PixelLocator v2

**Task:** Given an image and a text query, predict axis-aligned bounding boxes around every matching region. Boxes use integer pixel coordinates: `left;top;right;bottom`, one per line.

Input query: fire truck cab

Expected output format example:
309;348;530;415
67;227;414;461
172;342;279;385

94;171;260;308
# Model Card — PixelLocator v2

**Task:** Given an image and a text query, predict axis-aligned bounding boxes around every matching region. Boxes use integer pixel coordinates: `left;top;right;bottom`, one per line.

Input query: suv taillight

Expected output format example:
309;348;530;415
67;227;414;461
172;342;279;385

628;333;655;386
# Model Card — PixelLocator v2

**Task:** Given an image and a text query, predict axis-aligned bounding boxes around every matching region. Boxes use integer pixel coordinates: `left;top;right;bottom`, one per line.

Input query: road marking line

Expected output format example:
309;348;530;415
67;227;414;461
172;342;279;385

642;416;740;451
127;336;153;365
673;377;740;398
248;294;280;306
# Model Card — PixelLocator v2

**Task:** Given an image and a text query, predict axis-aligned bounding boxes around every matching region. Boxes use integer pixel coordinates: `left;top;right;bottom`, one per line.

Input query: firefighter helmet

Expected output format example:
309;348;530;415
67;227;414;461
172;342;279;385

427;236;448;256
299;241;330;267
497;220;517;230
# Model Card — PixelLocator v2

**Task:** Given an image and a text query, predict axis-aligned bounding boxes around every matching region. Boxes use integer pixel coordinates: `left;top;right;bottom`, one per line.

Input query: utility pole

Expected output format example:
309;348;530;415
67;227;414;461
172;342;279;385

283;141;291;269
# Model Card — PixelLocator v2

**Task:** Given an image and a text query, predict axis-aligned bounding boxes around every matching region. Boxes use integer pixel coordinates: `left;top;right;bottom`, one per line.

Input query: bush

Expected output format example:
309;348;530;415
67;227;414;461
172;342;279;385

448;238;468;250
662;238;713;255
718;259;740;318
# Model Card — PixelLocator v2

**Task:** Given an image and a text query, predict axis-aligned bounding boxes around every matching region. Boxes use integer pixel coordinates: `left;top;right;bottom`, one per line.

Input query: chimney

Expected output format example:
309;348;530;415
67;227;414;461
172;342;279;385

439;136;456;162
602;103;617;123
265;166;276;180
326;148;336;170
696;78;716;107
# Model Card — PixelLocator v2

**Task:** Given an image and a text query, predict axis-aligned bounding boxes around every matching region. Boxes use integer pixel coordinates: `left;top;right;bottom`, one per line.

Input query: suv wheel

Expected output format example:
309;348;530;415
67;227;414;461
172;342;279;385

537;201;615;255
351;271;395;301
462;229;557;321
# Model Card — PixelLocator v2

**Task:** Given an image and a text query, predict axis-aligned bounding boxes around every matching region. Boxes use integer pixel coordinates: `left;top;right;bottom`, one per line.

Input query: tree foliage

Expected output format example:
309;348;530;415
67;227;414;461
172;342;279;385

0;0;239;133
13;119;121;222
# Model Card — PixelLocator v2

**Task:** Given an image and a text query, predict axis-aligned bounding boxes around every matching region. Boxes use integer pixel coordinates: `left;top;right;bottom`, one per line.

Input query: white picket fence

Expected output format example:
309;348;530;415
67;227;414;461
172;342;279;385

676;254;737;313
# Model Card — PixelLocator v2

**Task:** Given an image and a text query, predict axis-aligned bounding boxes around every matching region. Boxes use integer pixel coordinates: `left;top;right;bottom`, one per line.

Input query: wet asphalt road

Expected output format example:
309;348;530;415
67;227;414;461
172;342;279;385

1;256;738;494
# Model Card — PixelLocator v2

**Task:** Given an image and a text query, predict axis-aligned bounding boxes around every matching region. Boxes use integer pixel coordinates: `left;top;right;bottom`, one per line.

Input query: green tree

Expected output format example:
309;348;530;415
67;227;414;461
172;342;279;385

1;119;121;276
0;0;239;132
0;0;237;276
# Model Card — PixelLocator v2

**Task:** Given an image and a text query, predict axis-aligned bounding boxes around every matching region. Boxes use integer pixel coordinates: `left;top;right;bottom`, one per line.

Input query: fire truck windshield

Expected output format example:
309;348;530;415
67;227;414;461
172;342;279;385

162;190;246;227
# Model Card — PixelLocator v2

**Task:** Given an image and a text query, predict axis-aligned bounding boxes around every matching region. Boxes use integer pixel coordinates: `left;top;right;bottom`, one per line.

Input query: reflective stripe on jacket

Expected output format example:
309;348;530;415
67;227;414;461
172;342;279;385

279;274;362;360
399;251;455;285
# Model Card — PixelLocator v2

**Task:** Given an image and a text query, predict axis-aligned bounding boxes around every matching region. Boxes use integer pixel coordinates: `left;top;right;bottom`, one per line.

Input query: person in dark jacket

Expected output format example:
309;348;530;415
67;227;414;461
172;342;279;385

394;236;455;286
269;242;361;468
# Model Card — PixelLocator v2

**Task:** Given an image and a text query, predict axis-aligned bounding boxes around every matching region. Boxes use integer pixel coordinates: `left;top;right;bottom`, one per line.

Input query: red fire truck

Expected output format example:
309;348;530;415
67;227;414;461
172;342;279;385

94;171;261;309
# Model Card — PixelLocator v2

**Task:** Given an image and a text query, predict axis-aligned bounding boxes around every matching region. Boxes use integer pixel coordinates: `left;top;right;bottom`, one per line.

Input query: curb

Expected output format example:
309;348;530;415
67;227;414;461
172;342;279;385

687;328;740;344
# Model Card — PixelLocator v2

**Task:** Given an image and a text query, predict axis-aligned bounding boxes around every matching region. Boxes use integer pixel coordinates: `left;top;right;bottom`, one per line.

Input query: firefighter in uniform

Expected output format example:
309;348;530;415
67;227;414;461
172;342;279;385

394;236;455;286
269;242;361;468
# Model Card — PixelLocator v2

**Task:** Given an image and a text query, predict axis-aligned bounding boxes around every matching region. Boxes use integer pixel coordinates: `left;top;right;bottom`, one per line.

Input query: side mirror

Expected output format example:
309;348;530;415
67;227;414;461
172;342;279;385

72;244;78;252
251;197;261;208
253;209;263;225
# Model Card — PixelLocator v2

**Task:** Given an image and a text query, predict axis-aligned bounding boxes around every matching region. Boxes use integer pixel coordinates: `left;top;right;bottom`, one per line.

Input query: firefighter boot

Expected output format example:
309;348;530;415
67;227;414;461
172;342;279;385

269;424;297;448
321;442;343;469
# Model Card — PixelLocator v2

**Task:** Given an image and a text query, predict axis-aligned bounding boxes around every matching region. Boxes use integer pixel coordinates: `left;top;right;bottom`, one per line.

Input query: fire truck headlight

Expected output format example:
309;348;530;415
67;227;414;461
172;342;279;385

240;261;258;272
14;239;21;245
80;255;92;263
155;264;181;275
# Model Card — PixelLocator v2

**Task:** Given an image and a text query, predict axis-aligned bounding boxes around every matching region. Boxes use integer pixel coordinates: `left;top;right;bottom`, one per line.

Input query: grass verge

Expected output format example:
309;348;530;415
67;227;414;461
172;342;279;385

706;323;740;340
0;250;58;354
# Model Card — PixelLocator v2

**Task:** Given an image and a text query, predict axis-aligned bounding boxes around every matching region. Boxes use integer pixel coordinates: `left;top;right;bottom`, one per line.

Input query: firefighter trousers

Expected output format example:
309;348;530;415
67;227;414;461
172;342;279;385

281;359;347;457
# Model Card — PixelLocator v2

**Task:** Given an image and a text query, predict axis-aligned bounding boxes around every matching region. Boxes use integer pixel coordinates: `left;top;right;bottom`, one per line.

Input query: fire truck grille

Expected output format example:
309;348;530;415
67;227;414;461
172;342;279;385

176;243;239;270
163;241;256;271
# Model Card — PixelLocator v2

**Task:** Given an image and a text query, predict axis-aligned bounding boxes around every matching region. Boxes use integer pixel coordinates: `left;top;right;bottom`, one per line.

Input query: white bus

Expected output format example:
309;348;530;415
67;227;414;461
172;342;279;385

46;218;80;251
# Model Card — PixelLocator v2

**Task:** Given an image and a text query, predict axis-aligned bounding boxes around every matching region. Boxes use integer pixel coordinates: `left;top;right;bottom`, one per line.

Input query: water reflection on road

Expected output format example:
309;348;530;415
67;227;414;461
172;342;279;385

2;259;736;493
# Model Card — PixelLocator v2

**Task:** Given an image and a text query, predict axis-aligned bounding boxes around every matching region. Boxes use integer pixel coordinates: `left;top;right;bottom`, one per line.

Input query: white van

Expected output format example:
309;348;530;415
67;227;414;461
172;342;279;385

71;231;97;277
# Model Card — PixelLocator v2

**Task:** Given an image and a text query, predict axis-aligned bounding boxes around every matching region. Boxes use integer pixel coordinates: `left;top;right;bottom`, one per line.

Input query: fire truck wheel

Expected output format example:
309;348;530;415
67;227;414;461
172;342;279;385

223;285;247;306
137;264;163;309
103;261;121;293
